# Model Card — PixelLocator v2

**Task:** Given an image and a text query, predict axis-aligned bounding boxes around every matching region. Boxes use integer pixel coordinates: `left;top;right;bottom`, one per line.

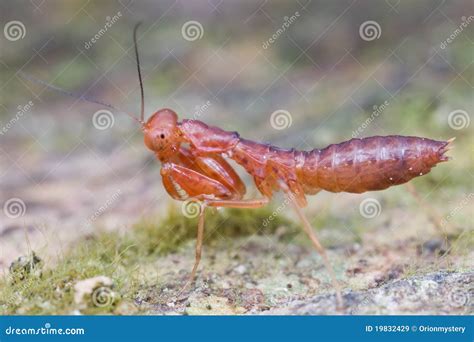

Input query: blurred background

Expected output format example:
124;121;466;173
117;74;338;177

0;0;472;314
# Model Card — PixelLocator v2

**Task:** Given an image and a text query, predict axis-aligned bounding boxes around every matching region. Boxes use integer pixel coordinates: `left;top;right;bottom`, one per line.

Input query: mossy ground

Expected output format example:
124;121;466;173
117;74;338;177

1;200;471;315
0;206;299;314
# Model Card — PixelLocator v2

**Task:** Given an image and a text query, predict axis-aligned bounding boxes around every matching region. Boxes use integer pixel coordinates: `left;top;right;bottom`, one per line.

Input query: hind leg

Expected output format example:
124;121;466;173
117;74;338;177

285;192;344;309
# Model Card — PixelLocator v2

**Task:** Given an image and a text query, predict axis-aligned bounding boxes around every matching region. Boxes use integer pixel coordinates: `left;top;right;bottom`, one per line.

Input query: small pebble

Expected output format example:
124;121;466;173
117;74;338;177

234;264;247;274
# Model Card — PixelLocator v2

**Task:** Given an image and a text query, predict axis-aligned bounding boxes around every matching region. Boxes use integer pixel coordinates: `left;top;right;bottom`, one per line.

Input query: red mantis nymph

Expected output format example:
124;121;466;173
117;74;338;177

21;24;453;308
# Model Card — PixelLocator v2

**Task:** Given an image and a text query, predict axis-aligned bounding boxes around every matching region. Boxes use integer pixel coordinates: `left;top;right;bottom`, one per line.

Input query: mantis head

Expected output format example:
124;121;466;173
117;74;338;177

142;108;181;161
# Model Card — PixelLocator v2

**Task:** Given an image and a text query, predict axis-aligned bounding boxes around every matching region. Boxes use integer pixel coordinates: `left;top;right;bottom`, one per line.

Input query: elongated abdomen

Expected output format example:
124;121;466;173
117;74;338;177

299;136;451;194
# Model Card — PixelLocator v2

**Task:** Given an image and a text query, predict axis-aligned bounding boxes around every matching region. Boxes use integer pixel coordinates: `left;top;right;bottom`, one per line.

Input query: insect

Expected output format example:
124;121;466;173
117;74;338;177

21;24;452;308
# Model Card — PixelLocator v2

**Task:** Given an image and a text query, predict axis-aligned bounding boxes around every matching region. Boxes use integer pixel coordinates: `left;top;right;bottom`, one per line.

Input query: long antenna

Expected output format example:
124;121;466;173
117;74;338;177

18;71;143;125
133;22;145;123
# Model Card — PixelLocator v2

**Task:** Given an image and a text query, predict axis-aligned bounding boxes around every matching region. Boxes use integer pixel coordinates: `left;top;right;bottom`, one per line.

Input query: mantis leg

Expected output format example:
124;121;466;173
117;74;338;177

161;161;269;297
175;197;270;298
161;163;233;201
286;192;344;309
178;202;207;297
206;197;269;208
162;162;265;296
187;150;246;198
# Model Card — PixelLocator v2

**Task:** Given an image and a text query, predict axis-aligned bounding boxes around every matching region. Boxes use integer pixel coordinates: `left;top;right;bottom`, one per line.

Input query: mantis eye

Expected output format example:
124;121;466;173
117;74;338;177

160;134;165;139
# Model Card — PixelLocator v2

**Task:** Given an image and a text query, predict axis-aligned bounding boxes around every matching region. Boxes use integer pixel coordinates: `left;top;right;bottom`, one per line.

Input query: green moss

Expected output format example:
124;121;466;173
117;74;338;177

131;205;300;256
0;206;298;314
0;236;134;315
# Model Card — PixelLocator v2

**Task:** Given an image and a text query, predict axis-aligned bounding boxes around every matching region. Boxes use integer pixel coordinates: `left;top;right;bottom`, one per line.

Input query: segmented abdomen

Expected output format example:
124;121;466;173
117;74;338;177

299;136;450;194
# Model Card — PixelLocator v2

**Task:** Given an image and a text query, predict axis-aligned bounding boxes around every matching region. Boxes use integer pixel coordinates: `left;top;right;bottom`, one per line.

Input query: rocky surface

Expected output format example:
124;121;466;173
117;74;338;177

263;271;473;315
129;232;472;315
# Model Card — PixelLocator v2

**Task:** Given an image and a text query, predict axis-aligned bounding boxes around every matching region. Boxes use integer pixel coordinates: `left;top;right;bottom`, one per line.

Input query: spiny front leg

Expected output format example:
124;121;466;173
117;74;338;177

160;163;233;201
178;147;246;198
